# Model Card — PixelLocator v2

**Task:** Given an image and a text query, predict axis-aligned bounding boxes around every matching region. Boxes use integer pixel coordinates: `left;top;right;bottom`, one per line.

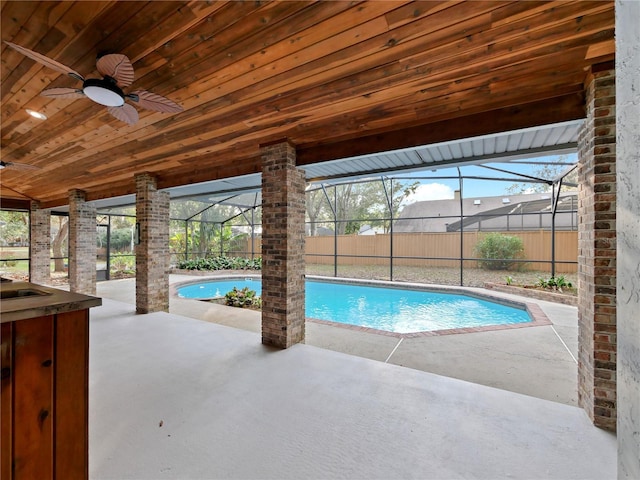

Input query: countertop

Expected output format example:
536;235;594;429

0;281;102;323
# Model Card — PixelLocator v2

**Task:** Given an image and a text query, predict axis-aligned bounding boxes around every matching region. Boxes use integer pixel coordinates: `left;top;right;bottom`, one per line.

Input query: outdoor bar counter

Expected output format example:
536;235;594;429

1;280;101;479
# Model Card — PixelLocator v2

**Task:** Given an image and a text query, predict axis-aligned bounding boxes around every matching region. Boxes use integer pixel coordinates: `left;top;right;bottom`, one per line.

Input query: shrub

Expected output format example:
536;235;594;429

176;255;261;271
474;233;525;270
225;287;261;309
536;275;573;290
2;257;17;268
110;255;136;273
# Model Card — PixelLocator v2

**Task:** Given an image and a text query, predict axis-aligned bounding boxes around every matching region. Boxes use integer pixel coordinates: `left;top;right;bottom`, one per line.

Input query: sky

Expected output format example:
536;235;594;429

399;153;578;204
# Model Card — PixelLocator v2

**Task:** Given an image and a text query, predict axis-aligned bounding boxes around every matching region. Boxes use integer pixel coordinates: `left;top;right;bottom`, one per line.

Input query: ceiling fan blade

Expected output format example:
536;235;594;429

0;161;39;171
4;41;84;82
127;90;183;113
96;54;134;87
41;87;86;99
107;103;138;125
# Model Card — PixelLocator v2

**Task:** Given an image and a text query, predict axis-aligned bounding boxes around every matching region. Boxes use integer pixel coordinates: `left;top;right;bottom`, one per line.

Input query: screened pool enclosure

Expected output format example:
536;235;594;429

0;157;578;287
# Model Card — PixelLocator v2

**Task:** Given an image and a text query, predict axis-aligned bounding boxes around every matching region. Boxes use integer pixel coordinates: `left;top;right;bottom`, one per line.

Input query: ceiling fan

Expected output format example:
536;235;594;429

5;41;183;125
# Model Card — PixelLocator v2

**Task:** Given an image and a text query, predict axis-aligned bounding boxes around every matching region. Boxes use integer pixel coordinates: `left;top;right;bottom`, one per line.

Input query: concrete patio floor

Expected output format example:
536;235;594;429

89;292;616;479
98;275;580;406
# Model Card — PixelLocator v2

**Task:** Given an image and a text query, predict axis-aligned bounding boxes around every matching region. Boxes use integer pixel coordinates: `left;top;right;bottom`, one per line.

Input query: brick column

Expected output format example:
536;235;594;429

135;173;170;314
577;64;616;430
68;189;96;295
261;140;306;348
29;201;50;285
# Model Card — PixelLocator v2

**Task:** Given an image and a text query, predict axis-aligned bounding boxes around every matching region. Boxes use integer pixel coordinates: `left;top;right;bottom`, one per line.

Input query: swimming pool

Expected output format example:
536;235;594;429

176;278;532;334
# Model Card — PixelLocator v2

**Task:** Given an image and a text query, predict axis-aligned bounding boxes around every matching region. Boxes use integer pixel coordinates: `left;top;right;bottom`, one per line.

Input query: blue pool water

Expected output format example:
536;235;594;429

177;279;531;333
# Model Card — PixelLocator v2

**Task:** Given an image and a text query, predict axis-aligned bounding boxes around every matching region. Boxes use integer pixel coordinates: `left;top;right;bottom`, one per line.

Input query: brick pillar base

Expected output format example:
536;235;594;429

69;190;96;295
261;140;306;348
577;64;616;430
29;201;50;285
135;173;170;314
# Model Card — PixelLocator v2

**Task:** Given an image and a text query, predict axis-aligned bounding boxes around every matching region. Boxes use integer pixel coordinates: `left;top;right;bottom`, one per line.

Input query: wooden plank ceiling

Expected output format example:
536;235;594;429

0;1;614;208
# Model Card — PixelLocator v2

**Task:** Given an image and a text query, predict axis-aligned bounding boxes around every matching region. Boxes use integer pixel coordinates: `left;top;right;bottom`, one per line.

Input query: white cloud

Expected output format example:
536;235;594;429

403;183;455;205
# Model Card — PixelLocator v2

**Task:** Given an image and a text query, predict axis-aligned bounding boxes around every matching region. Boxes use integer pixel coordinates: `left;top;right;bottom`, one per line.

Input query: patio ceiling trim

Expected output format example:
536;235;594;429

303;119;581;183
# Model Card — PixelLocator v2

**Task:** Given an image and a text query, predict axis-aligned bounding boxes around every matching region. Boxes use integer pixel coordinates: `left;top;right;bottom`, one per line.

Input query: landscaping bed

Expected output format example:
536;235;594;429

484;282;577;306
171;268;260;276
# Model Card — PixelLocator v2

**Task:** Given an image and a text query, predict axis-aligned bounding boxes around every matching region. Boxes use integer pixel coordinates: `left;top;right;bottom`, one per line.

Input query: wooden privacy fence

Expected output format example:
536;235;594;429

237;230;578;273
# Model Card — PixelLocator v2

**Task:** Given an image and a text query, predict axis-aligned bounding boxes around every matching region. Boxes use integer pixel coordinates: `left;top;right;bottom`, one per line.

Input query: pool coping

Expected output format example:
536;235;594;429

170;274;552;338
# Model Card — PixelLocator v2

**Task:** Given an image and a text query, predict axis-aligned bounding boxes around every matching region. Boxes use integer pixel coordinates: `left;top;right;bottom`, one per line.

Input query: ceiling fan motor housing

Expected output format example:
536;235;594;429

83;77;125;107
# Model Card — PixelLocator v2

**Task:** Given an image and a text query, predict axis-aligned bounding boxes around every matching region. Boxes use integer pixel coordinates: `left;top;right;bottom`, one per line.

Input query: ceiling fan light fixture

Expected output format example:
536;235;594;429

26;109;47;120
83;78;125;107
6;42;182;124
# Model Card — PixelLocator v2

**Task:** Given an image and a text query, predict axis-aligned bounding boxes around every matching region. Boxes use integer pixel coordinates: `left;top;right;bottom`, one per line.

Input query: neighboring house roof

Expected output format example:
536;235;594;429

305;225;335;236
358;224;384;235
395;192;577;233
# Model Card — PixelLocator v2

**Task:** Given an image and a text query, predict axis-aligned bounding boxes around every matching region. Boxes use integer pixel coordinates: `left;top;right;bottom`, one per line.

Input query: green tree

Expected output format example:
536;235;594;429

51;215;68;272
306;189;329;236
0;210;29;246
109;228;136;251
366;179;418;233
307;179;418;236
334;183;365;234
171;199;256;257
505;155;578;194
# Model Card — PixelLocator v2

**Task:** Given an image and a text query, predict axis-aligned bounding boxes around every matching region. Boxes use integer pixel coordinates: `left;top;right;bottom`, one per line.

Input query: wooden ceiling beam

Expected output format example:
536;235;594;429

0;198;31;210
37;147;263;208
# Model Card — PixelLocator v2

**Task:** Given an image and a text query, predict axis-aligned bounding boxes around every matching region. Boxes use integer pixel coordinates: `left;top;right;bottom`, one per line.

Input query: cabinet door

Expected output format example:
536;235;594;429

1;310;89;480
12;315;55;479
54;309;89;479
